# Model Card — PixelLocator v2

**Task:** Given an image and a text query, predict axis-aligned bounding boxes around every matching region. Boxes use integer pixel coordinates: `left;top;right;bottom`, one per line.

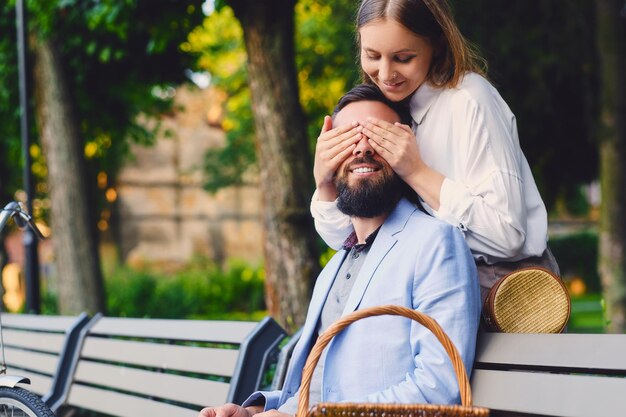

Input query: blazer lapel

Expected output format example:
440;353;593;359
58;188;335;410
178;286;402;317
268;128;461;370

341;199;417;316
292;249;347;359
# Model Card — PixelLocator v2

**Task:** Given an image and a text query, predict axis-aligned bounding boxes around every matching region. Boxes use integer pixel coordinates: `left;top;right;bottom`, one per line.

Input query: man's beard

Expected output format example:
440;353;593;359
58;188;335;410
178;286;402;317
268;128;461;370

335;156;405;218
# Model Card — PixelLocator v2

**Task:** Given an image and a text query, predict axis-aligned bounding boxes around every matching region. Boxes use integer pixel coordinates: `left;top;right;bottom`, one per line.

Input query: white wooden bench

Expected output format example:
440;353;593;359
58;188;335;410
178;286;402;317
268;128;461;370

471;332;626;417
59;314;286;417
0;313;91;411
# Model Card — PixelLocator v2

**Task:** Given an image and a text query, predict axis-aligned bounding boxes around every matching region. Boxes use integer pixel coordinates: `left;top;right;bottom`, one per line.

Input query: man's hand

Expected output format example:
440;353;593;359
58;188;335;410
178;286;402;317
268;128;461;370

198;404;263;417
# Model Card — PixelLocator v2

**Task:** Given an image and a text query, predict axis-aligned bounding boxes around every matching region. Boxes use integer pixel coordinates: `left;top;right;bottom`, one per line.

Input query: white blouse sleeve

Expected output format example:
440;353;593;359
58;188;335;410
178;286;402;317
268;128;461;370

431;85;529;260
310;189;354;250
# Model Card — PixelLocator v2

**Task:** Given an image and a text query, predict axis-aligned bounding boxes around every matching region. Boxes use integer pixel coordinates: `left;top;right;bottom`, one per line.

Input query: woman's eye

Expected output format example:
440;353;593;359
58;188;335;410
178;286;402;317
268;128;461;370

396;56;415;63
366;54;380;60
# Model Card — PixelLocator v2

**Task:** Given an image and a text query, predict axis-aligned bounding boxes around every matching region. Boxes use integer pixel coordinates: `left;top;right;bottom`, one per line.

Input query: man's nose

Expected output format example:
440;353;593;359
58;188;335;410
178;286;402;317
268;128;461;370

353;135;375;156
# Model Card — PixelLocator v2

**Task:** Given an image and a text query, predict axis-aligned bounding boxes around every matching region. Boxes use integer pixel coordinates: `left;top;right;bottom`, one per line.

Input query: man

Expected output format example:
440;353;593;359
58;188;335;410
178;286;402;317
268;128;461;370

199;84;480;417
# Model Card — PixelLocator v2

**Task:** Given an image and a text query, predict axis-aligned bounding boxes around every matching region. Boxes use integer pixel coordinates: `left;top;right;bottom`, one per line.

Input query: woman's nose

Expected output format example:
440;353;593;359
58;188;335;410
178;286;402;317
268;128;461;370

379;59;394;81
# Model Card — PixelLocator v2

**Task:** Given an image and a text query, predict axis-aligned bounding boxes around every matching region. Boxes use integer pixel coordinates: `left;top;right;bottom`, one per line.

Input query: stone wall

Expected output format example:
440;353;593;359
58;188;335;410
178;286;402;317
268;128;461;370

116;85;264;267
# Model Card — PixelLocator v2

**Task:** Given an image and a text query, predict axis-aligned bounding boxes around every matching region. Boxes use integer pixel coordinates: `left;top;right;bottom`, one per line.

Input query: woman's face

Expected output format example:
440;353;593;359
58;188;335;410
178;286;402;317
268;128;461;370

359;18;434;102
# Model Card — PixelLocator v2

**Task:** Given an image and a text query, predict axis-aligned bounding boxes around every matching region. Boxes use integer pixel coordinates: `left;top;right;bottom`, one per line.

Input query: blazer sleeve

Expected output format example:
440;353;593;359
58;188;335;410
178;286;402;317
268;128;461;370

241;390;282;411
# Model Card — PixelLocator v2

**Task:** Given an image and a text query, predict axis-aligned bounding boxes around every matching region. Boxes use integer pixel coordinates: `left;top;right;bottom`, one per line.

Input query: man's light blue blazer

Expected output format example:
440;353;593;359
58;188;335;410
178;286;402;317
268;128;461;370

244;198;480;410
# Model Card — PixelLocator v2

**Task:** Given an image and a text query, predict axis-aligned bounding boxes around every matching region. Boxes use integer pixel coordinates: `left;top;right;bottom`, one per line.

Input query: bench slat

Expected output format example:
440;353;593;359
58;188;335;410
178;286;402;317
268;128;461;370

73;360;230;406
80;336;239;376
471;369;626;417
4;347;58;374
3;329;66;353
68;384;199;417
89;317;258;344
475;333;626;372
2;314;77;332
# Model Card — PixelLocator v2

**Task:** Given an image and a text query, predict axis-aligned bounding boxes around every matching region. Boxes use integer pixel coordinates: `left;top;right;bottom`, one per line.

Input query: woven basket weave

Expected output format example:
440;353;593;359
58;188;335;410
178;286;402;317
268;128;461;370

296;305;490;417
483;268;570;333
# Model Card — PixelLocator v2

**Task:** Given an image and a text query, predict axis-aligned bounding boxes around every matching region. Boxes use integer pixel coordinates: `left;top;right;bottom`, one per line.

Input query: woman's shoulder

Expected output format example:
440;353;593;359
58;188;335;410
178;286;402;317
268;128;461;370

445;72;509;114
451;72;496;99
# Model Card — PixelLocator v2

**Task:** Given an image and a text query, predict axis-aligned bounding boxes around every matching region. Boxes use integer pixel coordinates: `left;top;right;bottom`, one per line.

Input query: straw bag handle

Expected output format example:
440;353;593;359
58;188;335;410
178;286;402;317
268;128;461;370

295;304;473;417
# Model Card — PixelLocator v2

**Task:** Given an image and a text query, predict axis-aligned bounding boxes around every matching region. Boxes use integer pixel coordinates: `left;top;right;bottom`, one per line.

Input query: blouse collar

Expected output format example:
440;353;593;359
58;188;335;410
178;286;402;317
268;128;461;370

409;81;441;126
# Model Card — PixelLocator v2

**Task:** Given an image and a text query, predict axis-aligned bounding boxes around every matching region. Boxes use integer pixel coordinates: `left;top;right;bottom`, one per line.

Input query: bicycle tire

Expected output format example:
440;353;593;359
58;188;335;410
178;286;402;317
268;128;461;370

0;386;55;417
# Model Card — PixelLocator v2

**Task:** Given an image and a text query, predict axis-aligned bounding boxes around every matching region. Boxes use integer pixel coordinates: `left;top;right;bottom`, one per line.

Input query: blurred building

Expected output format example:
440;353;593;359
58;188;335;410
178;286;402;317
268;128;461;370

115;84;263;267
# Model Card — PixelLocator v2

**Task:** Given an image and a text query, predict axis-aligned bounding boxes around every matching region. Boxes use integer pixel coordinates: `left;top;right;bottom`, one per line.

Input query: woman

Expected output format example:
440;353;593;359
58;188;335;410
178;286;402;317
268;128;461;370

311;0;559;301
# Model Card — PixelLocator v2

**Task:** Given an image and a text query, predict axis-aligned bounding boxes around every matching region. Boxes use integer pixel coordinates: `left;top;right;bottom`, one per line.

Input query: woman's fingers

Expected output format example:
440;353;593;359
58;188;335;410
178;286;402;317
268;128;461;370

360;118;422;178
363;117;405;142
316;122;362;161
314;118;362;188
320;115;333;134
395;122;413;133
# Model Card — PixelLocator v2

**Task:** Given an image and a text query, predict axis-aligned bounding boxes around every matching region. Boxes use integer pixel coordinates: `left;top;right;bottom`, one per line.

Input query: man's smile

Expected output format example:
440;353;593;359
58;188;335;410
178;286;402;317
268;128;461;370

351;165;380;174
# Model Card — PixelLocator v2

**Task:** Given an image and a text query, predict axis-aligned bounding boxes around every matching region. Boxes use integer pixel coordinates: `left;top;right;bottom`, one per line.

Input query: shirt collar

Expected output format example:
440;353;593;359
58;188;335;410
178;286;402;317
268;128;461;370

342;226;381;252
409;82;441;126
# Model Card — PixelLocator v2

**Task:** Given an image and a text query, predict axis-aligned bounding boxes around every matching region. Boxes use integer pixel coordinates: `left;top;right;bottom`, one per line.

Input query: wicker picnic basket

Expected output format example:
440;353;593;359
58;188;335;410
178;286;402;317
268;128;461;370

295;305;490;417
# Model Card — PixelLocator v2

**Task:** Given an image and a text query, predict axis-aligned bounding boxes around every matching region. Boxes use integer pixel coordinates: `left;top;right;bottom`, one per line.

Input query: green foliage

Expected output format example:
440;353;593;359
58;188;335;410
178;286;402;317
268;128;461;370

452;0;598;210
569;293;606;333
105;257;266;319
42;256;266;319
184;6;256;192
185;0;360;191
0;1;206;220
550;231;600;292
0;3;25;201
295;1;361;151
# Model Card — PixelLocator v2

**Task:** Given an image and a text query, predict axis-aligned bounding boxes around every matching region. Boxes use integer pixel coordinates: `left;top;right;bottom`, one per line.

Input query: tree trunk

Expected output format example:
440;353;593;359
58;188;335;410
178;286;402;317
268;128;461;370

597;0;626;333
32;34;106;315
229;0;320;332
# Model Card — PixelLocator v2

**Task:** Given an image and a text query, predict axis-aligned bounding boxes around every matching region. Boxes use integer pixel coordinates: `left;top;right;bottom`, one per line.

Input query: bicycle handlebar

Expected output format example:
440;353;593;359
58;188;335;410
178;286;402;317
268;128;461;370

0;202;46;240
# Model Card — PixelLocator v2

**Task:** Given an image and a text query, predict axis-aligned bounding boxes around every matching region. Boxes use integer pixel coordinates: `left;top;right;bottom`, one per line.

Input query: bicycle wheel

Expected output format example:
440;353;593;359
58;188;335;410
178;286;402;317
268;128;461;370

0;387;55;417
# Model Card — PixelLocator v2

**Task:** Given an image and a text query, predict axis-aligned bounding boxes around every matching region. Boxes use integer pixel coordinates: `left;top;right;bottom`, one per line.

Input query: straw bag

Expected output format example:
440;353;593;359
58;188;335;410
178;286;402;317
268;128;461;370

296;305;490;417
482;267;570;333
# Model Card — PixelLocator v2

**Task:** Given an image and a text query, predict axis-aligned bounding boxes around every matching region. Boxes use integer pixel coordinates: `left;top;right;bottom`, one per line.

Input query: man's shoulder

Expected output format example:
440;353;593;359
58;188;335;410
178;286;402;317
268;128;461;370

389;200;460;239
406;208;458;235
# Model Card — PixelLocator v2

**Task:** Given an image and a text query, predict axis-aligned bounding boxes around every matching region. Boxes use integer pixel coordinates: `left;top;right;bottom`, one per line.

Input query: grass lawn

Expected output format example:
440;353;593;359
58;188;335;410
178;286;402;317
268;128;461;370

568;293;606;333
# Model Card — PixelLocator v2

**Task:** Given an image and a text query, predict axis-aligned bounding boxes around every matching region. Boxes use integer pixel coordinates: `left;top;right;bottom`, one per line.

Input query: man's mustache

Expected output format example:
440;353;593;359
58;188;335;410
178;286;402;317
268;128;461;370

346;155;384;172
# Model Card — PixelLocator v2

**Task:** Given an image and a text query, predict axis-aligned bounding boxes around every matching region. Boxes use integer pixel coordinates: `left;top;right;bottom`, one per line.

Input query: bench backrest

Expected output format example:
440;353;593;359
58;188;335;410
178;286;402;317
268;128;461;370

471;332;626;417
0;312;90;410
65;315;286;417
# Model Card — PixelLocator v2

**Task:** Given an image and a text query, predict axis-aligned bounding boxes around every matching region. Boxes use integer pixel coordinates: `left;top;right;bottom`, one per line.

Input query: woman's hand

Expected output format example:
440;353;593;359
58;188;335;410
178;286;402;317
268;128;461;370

363;117;444;210
361;118;423;179
313;115;363;201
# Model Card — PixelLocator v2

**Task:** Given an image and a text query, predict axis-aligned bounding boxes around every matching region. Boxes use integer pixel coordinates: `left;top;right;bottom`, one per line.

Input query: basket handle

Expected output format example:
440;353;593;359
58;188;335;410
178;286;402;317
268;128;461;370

295;305;473;417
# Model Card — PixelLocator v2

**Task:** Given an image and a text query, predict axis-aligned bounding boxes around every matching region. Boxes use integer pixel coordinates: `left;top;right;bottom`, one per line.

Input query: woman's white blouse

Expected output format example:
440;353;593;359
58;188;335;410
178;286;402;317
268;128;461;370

311;73;548;264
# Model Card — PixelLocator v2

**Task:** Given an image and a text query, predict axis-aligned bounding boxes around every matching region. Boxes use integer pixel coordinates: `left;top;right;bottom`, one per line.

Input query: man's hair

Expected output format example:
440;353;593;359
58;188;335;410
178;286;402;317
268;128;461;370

332;84;412;126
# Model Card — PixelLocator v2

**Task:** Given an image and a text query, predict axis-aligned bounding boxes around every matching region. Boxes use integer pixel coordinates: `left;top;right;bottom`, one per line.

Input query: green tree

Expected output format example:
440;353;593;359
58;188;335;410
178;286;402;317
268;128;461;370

186;0;359;192
1;0;205;313
186;0;358;330
596;0;626;333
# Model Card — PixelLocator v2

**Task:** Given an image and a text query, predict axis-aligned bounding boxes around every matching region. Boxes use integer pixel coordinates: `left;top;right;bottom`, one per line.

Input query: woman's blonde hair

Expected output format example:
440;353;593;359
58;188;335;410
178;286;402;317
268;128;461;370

356;0;487;88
